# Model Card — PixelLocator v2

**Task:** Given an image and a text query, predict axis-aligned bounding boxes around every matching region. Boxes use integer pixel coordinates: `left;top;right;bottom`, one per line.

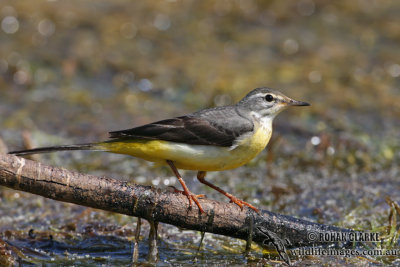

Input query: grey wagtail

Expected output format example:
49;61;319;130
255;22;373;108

9;87;309;213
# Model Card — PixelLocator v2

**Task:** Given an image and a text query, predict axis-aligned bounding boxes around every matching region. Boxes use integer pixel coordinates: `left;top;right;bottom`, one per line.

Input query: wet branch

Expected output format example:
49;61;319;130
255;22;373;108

0;153;355;264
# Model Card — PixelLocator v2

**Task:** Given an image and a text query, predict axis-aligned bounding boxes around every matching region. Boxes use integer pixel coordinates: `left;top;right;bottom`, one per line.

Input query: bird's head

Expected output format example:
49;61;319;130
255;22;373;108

237;87;310;121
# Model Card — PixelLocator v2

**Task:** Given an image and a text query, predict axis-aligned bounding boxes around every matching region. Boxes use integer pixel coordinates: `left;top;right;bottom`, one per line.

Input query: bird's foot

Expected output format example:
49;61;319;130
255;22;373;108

168;186;205;198
228;195;259;213
168;186;205;213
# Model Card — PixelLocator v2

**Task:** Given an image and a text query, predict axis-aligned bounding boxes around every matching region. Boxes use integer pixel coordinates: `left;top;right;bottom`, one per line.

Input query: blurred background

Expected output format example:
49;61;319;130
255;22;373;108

0;0;399;265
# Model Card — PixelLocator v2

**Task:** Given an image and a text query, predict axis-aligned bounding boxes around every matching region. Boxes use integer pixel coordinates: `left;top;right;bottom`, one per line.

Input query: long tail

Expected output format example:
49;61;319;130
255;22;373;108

8;143;99;156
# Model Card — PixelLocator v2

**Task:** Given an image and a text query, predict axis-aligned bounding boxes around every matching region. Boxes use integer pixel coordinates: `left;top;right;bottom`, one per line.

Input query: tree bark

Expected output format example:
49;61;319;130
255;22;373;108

0;153;355;264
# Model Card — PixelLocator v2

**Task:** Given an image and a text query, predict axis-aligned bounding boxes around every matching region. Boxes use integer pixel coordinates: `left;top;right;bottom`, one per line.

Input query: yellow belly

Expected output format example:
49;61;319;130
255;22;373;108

99;127;272;171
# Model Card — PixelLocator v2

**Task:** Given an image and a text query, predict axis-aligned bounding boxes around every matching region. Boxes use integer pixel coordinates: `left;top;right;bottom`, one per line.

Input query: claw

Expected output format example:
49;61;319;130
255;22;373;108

229;195;259;213
168;186;205;198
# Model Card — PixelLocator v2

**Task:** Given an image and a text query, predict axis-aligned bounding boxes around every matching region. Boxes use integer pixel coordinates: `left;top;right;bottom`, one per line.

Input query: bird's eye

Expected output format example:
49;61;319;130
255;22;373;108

265;94;274;102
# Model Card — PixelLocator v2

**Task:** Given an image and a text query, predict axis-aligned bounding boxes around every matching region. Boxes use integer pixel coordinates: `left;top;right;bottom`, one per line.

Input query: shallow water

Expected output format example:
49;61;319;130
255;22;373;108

0;0;399;265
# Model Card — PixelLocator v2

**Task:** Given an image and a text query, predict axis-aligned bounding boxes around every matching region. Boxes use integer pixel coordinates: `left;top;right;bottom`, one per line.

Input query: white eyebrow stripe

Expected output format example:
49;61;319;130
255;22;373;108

248;93;267;99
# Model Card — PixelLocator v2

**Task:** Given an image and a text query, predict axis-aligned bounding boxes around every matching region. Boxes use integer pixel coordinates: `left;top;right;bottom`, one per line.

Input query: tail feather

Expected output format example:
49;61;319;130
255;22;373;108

8;143;97;156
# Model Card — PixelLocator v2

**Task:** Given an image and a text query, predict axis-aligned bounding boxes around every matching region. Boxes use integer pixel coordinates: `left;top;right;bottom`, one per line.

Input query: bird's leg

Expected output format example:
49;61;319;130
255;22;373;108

197;171;259;213
166;160;205;213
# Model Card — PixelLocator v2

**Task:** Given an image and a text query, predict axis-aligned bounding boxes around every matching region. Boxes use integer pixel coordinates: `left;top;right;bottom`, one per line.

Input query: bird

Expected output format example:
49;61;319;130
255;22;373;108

9;87;310;213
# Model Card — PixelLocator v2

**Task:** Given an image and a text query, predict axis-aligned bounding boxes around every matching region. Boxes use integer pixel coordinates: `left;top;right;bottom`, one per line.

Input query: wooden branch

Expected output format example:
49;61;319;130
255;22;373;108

0;153;355;264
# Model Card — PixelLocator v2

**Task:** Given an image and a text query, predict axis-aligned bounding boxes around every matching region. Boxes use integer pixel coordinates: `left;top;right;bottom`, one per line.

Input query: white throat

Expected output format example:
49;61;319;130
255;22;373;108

250;111;274;130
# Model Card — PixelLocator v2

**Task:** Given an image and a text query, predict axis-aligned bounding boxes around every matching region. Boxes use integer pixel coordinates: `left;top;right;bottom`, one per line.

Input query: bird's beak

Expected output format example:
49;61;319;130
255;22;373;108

286;99;310;106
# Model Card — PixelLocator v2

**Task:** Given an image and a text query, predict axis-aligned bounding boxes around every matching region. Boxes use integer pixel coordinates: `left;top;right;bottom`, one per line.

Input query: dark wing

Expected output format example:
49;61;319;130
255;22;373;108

109;107;254;147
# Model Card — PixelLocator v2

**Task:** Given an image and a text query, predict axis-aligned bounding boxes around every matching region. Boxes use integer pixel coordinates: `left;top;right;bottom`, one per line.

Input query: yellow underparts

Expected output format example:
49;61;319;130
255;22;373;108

98;127;272;171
